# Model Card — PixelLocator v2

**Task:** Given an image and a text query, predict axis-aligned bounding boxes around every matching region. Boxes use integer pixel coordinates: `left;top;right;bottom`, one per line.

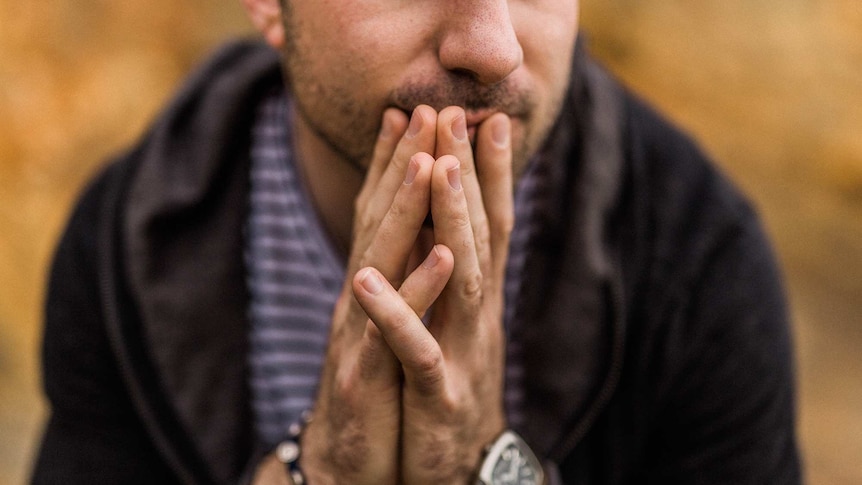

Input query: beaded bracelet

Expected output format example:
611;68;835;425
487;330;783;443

275;410;313;485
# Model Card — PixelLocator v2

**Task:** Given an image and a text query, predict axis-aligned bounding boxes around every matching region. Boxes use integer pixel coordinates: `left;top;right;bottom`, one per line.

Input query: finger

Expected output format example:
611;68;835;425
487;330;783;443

341;108;438;347
430;155;483;329
359;152;435;285
363;108;409;195
339;151;434;346
399;244;454;318
351;108;409;268
353;267;446;397
473;113;514;287
435;107;493;278
405;227;436;277
355;319;401;385
354;245;452;386
364;105;438;224
350;106;438;279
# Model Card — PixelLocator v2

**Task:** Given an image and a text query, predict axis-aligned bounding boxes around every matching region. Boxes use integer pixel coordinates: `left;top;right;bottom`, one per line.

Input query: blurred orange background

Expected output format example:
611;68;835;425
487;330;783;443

1;1;860;483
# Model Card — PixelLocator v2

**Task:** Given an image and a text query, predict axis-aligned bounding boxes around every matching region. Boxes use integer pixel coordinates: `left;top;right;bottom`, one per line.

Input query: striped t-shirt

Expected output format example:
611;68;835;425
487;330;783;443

246;90;547;447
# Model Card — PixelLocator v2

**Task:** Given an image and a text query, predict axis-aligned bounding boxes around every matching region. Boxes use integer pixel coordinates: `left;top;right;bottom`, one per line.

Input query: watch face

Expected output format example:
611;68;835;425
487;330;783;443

490;443;540;485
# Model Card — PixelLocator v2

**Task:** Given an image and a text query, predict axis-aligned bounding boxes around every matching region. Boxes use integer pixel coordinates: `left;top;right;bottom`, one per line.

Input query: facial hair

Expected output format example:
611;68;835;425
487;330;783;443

279;0;564;177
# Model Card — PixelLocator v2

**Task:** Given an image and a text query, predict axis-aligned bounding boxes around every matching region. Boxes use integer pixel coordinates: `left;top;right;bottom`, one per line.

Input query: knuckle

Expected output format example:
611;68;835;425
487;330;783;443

389;152;409;174
386;198;409;221
459;270;484;303
333;367;359;404
354;212;377;239
355;191;369;213
449;210;471;231
494;212;515;238
389;311;413;334
357;241;379;270
412;345;444;387
473;223;491;252
352;221;369;245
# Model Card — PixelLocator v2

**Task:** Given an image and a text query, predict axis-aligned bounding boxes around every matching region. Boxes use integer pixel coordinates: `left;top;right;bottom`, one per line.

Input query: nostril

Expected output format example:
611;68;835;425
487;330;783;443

449;67;480;81
437;25;523;85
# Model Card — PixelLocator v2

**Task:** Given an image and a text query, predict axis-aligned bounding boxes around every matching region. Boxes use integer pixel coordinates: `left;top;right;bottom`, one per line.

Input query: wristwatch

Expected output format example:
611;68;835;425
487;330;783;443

476;430;544;485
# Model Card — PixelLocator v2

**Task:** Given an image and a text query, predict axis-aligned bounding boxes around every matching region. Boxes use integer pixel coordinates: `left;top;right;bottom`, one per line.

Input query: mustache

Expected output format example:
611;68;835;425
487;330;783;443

390;74;534;117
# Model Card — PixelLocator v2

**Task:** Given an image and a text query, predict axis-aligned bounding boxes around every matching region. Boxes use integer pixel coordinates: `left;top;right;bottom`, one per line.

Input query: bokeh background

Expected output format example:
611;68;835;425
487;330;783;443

1;0;860;483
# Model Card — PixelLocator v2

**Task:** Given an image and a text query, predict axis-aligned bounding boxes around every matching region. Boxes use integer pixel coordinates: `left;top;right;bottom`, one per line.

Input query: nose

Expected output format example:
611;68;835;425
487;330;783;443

436;0;523;85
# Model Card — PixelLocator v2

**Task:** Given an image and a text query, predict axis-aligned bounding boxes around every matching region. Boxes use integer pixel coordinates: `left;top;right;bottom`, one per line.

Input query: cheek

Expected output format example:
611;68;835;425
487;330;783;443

342;15;434;90
291;0;378;73
512;1;579;119
311;19;412;103
512;0;579;77
507;2;579;169
323;1;422;61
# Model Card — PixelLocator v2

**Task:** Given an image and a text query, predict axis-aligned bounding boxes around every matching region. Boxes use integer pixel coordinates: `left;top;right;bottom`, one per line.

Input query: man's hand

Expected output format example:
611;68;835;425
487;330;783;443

353;107;515;484
301;106;452;484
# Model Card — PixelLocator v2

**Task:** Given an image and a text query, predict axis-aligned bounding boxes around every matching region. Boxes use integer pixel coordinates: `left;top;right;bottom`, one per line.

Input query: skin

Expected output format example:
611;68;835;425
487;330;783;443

242;0;580;482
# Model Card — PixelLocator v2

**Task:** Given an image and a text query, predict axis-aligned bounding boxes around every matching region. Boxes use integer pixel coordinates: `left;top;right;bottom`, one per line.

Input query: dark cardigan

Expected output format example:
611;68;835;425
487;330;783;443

33;40;801;484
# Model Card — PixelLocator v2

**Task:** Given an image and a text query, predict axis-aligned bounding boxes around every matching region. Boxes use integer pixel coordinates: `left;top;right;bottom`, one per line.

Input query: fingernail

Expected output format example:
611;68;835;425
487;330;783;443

407;110;423;138
423;245;441;269
359;269;384;294
447;163;462;191
452;115;467;141
404;157;419;185
492;118;510;147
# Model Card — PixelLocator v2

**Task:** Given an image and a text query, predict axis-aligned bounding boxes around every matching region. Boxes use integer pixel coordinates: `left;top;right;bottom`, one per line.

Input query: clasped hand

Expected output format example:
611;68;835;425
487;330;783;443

301;105;515;485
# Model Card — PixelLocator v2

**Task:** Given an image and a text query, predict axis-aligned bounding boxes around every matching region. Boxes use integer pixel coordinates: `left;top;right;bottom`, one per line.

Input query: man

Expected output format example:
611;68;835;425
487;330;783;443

33;0;802;483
